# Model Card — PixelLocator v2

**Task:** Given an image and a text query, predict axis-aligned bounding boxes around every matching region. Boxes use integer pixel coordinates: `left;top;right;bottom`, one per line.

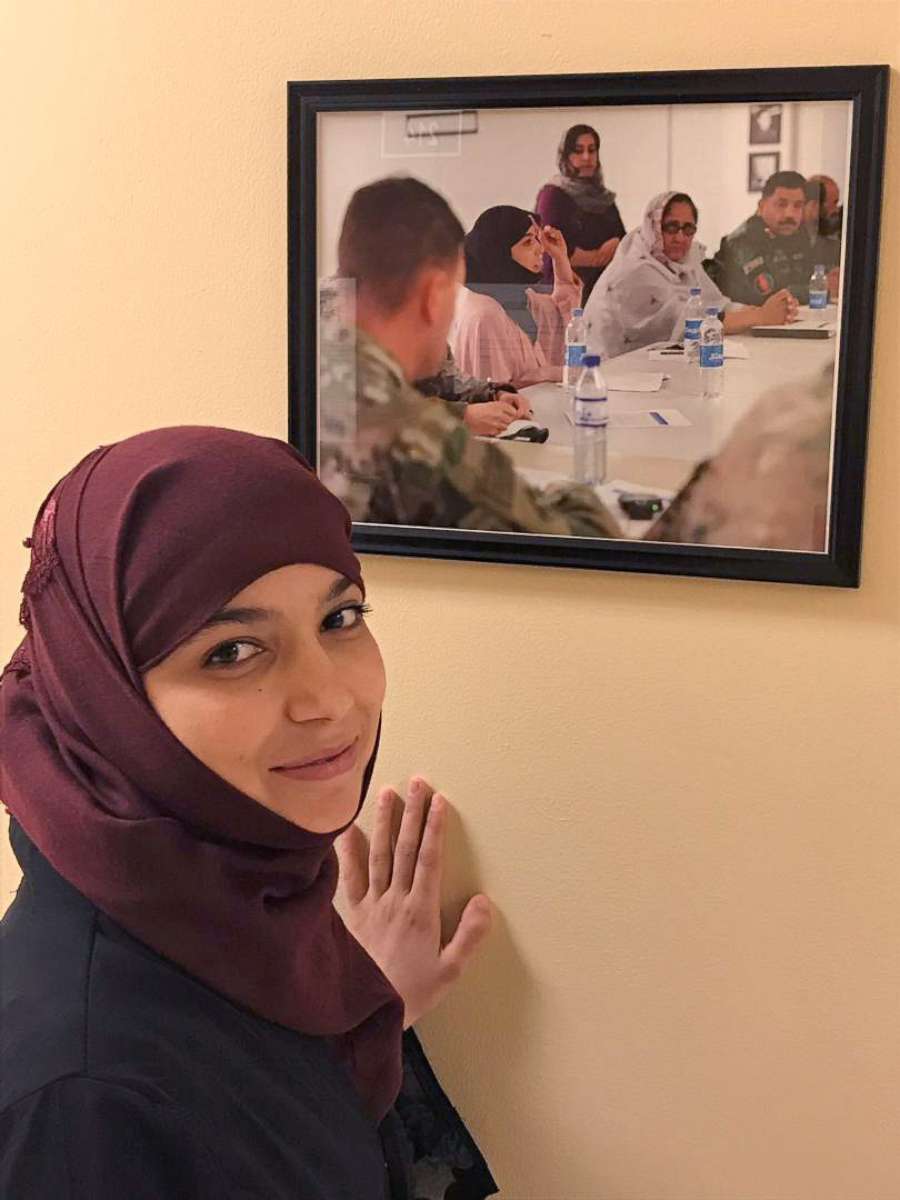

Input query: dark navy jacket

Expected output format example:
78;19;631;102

0;823;497;1199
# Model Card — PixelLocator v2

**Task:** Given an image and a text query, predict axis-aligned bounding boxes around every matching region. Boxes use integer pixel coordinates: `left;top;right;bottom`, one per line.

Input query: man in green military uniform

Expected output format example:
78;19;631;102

318;177;621;539
704;170;824;306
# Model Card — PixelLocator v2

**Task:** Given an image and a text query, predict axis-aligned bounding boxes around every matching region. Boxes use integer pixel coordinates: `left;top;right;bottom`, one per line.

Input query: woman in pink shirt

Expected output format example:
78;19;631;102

450;206;582;389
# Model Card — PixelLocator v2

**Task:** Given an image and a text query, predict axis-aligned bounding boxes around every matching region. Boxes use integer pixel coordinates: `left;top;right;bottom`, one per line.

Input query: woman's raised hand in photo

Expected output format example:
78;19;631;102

539;223;568;262
335;778;493;1028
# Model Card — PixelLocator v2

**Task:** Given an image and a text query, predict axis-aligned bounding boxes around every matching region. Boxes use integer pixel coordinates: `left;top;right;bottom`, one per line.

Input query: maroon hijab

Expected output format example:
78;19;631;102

0;426;403;1121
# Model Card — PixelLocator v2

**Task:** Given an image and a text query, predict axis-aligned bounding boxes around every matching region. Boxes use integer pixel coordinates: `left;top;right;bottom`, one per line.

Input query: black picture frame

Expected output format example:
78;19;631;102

288;65;888;587
748;150;781;192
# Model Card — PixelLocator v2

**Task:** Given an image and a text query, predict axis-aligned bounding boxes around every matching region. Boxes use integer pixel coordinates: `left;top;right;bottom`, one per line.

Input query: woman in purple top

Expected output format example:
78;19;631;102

535;124;626;302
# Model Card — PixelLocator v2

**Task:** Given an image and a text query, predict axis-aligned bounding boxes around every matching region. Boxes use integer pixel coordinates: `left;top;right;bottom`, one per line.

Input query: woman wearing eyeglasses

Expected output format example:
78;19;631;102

583;191;797;361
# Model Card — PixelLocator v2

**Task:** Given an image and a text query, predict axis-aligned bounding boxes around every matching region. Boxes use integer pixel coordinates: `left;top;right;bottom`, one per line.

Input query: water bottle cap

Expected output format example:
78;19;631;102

704;306;719;316
581;354;601;367
572;307;584;317
689;287;701;295
814;264;825;272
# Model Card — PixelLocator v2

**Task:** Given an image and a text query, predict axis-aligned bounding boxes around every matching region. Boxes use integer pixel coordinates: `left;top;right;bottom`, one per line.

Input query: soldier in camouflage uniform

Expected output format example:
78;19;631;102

648;359;833;551
321;326;622;537
318;176;622;540
704;170;821;306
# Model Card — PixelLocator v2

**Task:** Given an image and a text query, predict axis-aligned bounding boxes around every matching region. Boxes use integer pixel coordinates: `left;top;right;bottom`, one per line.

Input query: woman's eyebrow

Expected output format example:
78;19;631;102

194;606;274;635
323;576;357;603
187;578;356;644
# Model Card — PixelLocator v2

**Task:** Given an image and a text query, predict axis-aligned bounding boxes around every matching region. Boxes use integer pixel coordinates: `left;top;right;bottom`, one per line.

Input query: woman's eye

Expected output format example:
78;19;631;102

323;603;371;632
203;640;263;669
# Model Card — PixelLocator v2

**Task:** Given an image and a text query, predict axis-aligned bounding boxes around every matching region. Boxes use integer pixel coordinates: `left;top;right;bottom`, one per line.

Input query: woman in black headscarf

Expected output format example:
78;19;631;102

450;205;581;388
535;123;626;302
0;425;496;1199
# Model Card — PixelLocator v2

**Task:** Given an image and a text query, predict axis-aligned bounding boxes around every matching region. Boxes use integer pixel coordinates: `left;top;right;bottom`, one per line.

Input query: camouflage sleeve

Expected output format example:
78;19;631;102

646;363;833;551
414;348;495;407
704;234;766;306
366;384;621;539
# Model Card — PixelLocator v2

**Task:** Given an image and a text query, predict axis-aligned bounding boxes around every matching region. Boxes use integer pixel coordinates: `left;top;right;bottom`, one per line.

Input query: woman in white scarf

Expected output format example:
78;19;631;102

584;191;797;361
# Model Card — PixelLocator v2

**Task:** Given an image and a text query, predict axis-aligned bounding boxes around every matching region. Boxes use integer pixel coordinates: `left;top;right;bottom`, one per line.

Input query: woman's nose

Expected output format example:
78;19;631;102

283;648;354;724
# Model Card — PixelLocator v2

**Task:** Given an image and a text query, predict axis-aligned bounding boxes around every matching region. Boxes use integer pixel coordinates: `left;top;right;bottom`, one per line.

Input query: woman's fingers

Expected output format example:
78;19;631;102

334;823;369;906
439;894;493;982
541;225;563;252
391;777;433;893
410;791;445;905
369;786;398;895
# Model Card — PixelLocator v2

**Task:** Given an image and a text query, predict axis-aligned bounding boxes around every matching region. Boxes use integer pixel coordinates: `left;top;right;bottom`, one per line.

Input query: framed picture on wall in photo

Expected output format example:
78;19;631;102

748;150;781;192
288;64;888;587
749;102;783;144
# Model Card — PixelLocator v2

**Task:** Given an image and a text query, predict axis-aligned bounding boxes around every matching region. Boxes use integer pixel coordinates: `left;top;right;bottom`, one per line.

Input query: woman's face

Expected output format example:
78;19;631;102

510;222;543;274
143;564;385;833
661;201;697;263
566;134;599;177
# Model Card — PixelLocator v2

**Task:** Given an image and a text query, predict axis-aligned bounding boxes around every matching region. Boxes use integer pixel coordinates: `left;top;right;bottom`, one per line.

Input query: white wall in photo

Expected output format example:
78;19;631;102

316;99;851;275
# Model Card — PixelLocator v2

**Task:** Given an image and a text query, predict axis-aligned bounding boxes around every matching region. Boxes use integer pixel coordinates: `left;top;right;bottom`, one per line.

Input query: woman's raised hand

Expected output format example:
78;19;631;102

335;778;493;1028
539;224;568;261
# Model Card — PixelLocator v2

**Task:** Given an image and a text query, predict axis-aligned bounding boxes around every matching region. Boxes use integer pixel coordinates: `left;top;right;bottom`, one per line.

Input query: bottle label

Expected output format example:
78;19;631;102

809;290;828;309
700;344;724;369
574;397;608;427
566;343;586;368
684;319;701;342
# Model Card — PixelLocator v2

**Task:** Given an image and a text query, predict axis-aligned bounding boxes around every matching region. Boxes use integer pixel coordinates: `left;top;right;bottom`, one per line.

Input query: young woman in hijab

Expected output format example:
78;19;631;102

534;124;626;302
583;191;798;361
450;206;581;389
0;426;496;1199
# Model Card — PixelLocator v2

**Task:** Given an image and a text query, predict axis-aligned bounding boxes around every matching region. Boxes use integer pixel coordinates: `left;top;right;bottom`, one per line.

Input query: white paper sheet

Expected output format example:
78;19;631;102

605;373;666;393
556;374;667;393
564;408;691;429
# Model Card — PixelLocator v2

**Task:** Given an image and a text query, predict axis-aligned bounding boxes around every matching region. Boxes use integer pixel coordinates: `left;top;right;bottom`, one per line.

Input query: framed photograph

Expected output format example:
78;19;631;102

748;150;780;192
749;102;783;144
288;65;888;586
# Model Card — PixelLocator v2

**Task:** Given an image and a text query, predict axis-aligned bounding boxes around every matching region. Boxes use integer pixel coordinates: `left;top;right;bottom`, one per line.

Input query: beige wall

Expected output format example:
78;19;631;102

2;3;898;1196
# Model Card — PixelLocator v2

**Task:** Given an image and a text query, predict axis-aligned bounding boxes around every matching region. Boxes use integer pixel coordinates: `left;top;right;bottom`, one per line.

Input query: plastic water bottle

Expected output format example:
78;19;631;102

699;306;724;399
563;308;587;389
681;287;703;367
809;263;828;309
573;354;608;485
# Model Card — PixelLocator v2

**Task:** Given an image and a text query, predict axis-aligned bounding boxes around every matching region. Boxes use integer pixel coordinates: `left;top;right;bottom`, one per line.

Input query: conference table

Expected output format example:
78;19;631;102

496;307;838;530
